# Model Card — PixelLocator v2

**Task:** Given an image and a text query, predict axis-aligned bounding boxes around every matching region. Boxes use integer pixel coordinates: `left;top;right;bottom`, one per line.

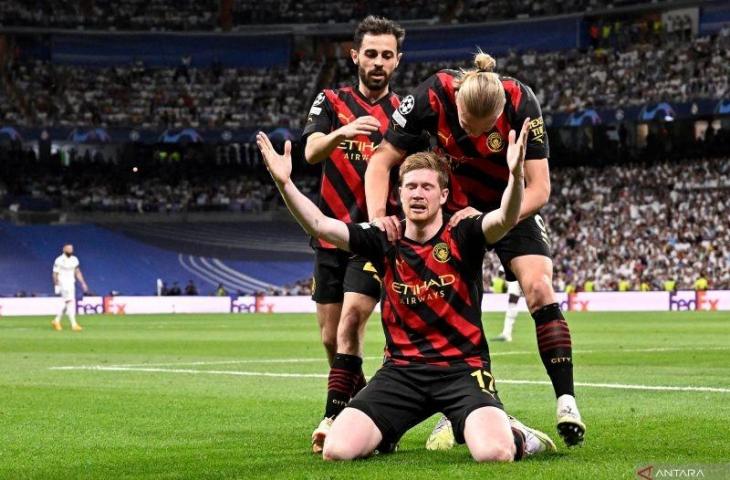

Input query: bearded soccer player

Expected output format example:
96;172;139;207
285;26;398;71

256;117;556;462
364;51;585;447
301;16;406;452
51;243;89;331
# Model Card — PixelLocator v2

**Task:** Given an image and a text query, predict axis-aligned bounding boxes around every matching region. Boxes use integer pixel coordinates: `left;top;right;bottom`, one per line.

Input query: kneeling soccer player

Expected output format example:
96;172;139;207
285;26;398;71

256;118;555;462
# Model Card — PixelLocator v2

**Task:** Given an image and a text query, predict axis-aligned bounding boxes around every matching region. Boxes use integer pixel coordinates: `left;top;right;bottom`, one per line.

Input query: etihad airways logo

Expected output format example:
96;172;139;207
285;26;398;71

391;274;455;304
337;139;378;161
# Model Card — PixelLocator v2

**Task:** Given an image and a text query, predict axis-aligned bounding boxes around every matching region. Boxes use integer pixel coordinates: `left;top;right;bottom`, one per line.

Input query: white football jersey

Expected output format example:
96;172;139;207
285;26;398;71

53;254;80;287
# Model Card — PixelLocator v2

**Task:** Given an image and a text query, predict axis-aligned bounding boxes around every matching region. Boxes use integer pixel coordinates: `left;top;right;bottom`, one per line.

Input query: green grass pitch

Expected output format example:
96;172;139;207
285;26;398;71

2;311;729;479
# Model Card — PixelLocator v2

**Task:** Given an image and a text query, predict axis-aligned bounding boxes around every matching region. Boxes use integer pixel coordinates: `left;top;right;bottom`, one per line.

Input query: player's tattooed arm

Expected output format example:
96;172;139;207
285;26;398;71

481;118;528;244
257;132;351;251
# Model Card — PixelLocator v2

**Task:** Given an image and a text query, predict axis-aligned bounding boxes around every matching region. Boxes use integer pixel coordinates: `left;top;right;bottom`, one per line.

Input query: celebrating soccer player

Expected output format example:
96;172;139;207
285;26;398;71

256;116;556;462
363;51;585;447
51;243;89;331
300;16;408;452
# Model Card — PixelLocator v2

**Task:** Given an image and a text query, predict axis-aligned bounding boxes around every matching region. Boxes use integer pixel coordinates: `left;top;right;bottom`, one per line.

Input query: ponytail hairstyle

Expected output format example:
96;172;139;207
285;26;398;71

455;49;505;119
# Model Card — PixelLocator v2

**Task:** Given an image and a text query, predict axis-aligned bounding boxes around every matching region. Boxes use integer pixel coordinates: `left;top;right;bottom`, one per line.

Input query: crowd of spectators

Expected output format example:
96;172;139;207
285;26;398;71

235;0;446;25
387;25;729;115
0;0;669;29
0;0;218;31
3;169;319;214
2;25;728;130
1;57;321;130
481;157;730;291
455;0;672;23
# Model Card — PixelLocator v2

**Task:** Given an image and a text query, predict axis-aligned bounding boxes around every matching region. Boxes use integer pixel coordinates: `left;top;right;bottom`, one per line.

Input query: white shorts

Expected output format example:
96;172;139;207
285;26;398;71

59;286;75;301
507;281;523;297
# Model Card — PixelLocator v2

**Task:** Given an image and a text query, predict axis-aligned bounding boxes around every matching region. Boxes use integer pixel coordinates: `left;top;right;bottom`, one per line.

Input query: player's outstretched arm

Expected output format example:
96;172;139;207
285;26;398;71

482;118;529;244
305;116;381;165
257;132;351;251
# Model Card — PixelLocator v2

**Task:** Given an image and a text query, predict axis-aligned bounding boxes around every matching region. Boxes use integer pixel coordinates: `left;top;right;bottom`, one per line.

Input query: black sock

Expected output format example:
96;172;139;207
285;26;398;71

532;303;575;398
512;427;525;461
324;353;362;419
352;369;367;397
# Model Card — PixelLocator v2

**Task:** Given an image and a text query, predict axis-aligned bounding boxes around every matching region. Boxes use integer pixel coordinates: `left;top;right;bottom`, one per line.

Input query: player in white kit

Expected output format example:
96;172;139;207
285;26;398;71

52;244;89;331
493;267;523;343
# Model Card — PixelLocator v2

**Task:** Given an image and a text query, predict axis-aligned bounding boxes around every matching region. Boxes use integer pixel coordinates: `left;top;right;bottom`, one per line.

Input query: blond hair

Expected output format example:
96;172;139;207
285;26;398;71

455;50;505;118
398;151;449;189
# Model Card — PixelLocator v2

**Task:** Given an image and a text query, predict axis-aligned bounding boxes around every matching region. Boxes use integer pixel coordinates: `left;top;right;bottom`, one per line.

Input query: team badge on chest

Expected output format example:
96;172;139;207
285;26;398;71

432;242;451;263
487;132;504;152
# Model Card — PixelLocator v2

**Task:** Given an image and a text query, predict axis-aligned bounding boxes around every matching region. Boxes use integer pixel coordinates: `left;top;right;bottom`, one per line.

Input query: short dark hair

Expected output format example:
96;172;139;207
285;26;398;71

353;15;405;52
399;152;449;189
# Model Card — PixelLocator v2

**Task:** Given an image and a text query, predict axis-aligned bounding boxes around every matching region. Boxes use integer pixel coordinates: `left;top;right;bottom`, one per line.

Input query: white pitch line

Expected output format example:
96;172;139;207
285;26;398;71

69;345;729;370
50;365;328;378
49;365;730;394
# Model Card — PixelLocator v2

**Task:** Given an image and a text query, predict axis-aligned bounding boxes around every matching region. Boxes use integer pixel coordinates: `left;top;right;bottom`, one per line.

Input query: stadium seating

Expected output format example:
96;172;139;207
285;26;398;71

3;28;727;130
483;157;730;291
1;60;322;130
0;221;312;296
0;0;672;29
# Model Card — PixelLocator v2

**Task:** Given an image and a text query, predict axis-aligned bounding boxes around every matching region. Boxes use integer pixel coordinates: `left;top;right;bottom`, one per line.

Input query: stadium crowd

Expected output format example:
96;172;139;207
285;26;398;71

385;25;730;115
1;57;321;130
4;25;727;131
0;0;667;29
481;157;730;291
3;170;319;214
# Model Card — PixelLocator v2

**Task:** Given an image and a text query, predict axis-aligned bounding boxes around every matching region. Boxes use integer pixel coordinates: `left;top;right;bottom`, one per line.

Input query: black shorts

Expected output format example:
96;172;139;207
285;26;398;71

348;363;504;452
311;248;381;304
493;213;552;282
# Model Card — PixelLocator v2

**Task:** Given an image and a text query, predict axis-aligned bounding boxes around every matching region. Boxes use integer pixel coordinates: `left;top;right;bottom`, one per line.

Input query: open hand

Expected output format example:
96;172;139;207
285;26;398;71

506;117;530;177
256;132;292;187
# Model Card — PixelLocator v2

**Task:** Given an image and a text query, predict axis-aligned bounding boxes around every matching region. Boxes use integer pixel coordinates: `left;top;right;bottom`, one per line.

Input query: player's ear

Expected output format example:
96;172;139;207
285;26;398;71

350;48;358;65
395;52;403;68
440;188;449;205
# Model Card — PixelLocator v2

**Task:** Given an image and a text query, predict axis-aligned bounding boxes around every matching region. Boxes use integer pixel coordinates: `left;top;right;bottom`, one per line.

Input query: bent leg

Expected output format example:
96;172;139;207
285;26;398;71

463;407;516;463
322;407;382;461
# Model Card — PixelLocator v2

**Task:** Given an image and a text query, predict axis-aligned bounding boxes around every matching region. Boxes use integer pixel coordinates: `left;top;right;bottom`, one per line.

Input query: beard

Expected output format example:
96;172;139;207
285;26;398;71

358;65;390;92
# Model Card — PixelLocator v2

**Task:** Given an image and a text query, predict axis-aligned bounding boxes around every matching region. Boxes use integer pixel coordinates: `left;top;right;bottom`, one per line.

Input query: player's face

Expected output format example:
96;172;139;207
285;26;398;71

456;94;502;137
63;244;74;256
400;169;448;224
351;33;401;93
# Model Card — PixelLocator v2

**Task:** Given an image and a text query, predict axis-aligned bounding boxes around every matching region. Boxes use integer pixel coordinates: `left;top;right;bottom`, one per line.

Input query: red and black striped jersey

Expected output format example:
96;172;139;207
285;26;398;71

347;214;492;368
385;70;548;213
302;86;400;249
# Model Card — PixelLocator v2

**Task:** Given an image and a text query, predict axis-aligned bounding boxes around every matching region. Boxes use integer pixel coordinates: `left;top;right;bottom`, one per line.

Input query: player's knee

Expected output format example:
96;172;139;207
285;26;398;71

321;441;357;461
470;442;514;463
523;276;554;310
337;311;364;349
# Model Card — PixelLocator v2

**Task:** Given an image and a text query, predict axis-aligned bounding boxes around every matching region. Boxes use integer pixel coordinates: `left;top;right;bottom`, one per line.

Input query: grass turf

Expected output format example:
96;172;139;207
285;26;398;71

1;311;729;479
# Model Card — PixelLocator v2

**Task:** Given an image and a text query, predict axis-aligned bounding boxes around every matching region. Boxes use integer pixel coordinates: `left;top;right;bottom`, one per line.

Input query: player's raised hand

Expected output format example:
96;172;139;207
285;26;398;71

256;132;292;187
337;115;381;139
506;117;529;177
448;206;482;228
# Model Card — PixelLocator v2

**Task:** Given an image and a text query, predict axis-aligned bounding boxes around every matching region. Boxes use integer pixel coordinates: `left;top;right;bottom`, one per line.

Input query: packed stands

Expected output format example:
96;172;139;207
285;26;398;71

4;25;726;131
0;0;671;30
1;58;322;130
482;156;730;291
